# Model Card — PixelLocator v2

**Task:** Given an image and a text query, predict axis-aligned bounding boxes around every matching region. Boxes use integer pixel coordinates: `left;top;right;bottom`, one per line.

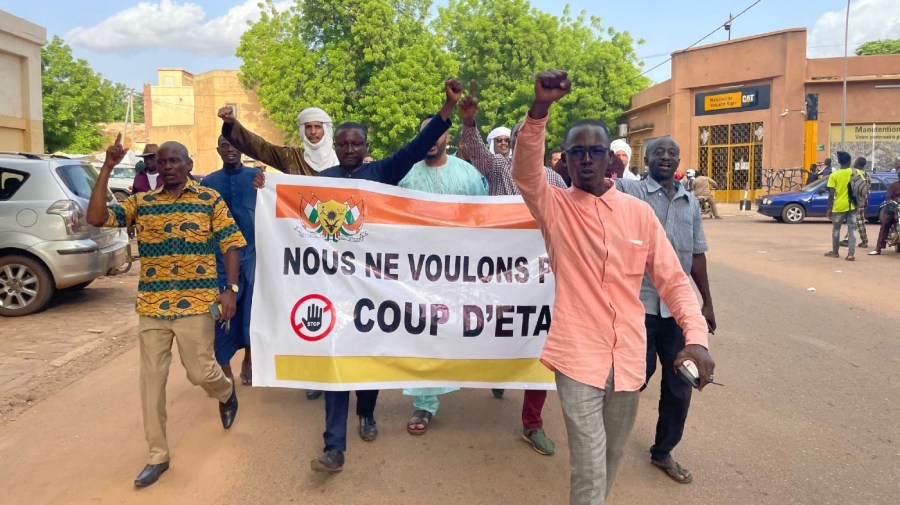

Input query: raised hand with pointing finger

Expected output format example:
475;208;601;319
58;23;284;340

459;80;478;127
104;133;127;169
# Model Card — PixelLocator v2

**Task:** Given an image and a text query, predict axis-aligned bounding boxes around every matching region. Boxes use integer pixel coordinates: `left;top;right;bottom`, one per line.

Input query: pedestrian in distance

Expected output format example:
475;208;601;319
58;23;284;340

825;151;859;261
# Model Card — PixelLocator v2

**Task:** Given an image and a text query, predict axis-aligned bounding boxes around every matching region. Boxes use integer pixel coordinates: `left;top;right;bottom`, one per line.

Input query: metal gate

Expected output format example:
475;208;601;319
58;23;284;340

697;122;763;202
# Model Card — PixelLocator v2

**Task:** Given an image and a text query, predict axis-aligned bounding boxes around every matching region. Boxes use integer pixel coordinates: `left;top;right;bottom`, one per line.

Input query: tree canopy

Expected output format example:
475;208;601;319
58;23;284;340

41;36;139;153
237;0;650;156
855;39;900;56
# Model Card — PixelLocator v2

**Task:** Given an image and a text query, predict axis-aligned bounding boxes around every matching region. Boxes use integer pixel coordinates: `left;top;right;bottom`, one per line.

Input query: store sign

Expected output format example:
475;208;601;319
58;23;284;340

696;85;770;116
829;123;900;171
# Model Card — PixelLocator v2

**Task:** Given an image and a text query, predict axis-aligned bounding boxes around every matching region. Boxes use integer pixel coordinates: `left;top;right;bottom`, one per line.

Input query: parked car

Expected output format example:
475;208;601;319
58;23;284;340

756;173;899;224
0;153;131;316
108;164;136;201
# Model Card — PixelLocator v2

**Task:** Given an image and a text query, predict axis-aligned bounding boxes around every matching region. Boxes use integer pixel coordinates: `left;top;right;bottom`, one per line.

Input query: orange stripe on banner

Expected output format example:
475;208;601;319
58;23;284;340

275;185;538;229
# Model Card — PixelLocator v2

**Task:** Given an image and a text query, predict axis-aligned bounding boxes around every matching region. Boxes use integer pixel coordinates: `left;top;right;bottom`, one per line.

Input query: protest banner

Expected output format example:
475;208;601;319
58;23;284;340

251;173;556;391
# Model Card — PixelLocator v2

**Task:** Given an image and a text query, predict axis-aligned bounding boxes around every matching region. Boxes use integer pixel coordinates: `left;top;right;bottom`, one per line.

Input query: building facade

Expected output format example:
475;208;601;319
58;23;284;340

0;10;46;153
623;28;900;202
147;69;286;173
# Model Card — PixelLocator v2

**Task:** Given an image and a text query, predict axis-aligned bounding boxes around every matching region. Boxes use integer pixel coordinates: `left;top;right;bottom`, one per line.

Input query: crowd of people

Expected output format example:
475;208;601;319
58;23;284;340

87;71;718;505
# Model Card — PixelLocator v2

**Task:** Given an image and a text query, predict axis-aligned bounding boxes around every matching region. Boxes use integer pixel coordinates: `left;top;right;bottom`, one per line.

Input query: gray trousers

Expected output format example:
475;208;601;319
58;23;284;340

556;369;640;505
831;211;857;257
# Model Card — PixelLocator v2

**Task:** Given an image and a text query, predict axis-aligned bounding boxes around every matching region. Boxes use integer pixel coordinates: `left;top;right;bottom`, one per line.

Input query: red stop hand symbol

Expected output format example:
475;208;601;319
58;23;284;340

291;294;335;341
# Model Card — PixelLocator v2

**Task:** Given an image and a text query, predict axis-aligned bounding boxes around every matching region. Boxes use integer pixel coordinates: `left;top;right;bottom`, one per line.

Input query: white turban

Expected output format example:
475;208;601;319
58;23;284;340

611;139;639;180
297;107;339;172
487;126;512;156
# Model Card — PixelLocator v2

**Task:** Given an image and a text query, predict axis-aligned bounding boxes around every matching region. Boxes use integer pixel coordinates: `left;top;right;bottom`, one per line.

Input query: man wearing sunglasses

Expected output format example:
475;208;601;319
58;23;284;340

614;136;716;485
512;70;715;505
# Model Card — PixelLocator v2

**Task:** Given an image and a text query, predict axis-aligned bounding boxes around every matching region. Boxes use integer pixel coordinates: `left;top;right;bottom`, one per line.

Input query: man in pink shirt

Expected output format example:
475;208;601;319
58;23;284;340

512;70;716;505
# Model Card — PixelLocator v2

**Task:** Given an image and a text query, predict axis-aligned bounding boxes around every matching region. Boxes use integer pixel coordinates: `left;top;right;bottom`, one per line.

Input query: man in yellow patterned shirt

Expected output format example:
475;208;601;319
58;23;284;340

88;135;247;488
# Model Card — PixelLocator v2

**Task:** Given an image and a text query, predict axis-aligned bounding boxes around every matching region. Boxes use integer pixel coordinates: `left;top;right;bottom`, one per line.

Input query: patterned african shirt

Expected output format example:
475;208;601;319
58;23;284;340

103;181;247;318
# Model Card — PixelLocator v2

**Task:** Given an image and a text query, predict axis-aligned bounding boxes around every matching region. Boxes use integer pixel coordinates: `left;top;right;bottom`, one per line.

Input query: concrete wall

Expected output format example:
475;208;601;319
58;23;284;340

148;69;287;174
149;69;195;127
0;10;46;153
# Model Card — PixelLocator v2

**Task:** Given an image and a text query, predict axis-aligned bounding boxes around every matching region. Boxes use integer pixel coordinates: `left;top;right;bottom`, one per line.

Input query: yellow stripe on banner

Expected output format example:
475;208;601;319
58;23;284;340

274;356;555;384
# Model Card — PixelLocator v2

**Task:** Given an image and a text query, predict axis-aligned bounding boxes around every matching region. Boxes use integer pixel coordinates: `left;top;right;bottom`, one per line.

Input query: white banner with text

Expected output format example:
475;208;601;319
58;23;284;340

250;173;556;390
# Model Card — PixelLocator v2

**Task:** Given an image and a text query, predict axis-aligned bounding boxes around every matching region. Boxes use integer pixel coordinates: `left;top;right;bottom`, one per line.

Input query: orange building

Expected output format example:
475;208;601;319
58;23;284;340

146;69;286;174
622;28;900;202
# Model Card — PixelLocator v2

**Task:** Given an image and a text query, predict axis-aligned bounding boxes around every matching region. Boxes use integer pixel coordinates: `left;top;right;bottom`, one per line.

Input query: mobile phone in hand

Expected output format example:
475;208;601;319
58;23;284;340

209;302;222;320
678;360;701;389
678;359;724;388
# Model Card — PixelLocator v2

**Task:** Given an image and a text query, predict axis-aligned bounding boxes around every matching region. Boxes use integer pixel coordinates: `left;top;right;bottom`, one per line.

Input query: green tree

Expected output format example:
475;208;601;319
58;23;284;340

237;0;458;158
855;39;900;56
435;0;650;149
41;36;123;153
237;0;649;155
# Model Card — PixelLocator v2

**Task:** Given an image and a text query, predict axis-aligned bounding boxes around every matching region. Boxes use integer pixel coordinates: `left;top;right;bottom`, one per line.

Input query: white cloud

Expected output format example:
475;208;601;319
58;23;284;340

66;0;292;56
808;0;900;58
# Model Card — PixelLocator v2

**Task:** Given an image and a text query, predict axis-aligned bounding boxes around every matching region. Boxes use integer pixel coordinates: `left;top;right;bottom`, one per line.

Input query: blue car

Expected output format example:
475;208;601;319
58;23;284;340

756;173;899;224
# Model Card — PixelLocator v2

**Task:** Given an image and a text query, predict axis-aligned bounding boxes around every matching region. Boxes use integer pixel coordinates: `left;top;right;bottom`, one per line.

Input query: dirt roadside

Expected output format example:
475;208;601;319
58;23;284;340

0;264;140;425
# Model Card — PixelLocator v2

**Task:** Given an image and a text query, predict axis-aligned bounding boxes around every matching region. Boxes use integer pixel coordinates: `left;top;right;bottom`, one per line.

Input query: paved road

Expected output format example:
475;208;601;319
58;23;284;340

0;206;897;504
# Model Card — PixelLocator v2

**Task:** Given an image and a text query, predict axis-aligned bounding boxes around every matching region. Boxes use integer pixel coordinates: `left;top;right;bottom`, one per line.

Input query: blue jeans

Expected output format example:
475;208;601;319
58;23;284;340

831;211;857;257
323;390;379;452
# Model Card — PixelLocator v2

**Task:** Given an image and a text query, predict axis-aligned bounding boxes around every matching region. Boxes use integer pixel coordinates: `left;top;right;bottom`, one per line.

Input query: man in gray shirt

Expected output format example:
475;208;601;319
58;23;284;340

615;135;717;485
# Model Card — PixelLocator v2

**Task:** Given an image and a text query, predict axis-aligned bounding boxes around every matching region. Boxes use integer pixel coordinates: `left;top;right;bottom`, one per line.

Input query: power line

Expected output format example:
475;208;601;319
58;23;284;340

630;0;764;82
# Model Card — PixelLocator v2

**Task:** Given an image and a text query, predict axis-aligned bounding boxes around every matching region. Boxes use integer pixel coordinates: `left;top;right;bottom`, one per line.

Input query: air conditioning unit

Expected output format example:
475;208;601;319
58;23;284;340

617;124;628;137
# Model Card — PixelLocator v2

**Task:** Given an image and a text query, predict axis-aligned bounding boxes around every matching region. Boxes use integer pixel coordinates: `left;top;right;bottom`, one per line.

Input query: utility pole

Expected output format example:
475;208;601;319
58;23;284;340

841;0;850;148
725;14;733;41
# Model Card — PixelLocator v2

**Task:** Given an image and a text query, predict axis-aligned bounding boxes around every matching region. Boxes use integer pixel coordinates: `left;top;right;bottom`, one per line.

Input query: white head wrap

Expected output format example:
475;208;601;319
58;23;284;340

297;107;339;172
610;139;639;180
487;126;512;156
610;139;632;167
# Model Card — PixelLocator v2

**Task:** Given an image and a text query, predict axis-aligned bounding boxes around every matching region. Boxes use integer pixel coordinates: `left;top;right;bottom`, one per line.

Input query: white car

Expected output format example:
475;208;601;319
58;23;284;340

107;165;136;201
1;154;131;316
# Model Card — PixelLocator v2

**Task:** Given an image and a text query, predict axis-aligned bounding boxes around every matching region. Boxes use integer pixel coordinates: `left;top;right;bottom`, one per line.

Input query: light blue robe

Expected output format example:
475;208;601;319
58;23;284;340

398;156;488;196
398;156;487;405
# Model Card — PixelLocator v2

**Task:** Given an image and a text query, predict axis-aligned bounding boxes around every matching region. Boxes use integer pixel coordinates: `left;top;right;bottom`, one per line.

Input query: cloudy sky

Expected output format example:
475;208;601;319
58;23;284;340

4;0;899;91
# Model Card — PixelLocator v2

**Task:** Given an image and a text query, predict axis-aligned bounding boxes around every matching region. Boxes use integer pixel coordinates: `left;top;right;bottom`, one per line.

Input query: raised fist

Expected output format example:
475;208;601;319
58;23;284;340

534;70;571;104
444;78;463;106
218;105;236;124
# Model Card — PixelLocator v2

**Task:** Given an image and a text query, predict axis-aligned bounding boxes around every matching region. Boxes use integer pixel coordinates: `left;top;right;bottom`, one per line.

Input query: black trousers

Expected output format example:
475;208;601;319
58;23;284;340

323;390;379;452
645;314;693;461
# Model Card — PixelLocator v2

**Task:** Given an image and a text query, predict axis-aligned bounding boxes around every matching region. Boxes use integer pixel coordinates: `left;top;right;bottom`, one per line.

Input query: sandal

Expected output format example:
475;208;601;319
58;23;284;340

240;360;252;386
651;458;693;484
406;409;433;435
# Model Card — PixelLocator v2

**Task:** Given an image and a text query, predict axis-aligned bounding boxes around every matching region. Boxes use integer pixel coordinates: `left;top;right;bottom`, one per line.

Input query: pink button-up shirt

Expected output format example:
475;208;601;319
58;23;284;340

512;115;708;391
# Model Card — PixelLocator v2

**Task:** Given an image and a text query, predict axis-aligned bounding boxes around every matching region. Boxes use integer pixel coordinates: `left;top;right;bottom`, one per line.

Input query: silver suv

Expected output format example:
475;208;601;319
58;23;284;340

0;153;132;316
